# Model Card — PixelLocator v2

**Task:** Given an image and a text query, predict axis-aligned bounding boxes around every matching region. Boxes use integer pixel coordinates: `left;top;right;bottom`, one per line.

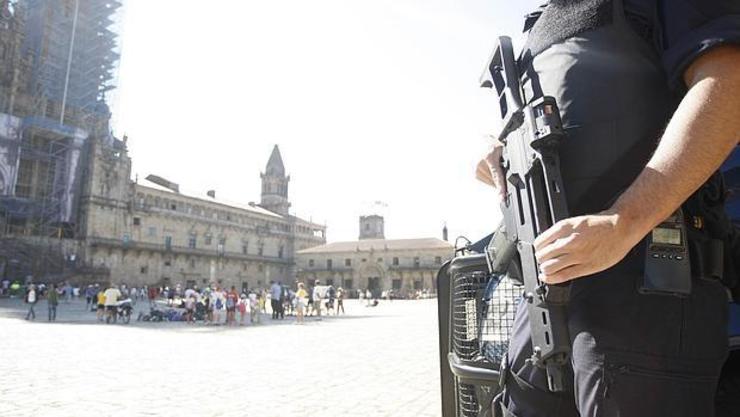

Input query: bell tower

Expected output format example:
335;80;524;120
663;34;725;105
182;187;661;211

359;215;385;240
260;145;291;215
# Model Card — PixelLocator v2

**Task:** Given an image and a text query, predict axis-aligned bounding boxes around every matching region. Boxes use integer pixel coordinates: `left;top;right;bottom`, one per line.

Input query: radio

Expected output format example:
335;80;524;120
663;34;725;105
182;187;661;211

641;209;692;296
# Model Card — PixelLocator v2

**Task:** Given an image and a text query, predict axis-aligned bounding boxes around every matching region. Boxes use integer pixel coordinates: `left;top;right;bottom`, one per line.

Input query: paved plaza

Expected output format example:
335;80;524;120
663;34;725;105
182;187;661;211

0;297;442;417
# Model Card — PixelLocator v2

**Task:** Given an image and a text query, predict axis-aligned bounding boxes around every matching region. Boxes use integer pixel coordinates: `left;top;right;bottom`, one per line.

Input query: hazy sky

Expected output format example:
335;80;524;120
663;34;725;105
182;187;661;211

112;0;539;244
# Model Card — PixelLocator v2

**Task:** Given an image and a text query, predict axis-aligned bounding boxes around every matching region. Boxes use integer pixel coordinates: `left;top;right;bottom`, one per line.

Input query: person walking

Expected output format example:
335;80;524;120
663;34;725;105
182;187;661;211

47;284;59;322
24;284;38;320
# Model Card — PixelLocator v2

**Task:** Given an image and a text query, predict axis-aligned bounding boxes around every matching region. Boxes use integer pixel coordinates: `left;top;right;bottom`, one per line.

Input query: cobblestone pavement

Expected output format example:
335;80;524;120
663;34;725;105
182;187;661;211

0;297;442;417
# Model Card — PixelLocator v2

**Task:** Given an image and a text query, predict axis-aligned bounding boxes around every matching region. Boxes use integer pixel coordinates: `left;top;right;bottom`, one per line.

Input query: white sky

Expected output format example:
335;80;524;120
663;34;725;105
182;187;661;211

112;0;539;244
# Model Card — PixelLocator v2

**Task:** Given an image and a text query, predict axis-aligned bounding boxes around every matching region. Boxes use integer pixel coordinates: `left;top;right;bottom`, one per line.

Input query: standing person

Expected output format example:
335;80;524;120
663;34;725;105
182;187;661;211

103;284;121;324
325;285;336;316
269;281;281;319
84;285;95;309
184;295;195;324
225;286;238;325
129;286;137;305
62;282;71;303
295;283;308;324
278;283;286;320
147;285;157;308
202;289;212;324
165;286;174;306
306;283;315;317
249;291;260;324
24;284;38;320
47;283;59;322
475;2;740;416
211;286;225;325
237;294;248;326
259;290;267;314
96;287;106;322
336;287;345;315
312;280;323;318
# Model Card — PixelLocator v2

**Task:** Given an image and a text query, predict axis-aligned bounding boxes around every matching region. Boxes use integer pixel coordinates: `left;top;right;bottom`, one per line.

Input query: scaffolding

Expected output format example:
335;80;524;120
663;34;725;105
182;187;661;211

23;0;121;132
0;0;121;282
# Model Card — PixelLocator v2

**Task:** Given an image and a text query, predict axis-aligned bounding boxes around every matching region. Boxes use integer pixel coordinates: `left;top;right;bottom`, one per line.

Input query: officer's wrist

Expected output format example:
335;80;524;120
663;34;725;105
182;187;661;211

602;202;654;247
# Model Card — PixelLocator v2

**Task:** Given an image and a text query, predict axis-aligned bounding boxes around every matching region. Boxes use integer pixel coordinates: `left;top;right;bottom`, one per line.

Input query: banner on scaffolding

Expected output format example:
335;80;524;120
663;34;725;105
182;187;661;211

0;113;21;197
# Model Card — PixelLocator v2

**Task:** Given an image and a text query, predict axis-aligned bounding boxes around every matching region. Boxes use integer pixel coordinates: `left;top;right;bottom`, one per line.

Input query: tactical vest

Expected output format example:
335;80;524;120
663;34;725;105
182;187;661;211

518;0;739;296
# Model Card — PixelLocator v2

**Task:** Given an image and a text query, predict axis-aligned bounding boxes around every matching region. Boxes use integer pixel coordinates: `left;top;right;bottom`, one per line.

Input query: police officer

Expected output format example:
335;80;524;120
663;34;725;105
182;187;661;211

476;0;740;416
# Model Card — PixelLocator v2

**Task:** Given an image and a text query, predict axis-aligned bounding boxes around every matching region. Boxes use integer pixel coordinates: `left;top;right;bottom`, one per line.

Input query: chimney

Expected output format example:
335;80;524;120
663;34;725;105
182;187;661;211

207;190;216;198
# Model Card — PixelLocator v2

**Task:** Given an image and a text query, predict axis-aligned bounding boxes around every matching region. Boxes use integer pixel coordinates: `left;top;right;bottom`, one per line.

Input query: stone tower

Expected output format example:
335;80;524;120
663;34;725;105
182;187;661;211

359;215;385;240
260;145;291;215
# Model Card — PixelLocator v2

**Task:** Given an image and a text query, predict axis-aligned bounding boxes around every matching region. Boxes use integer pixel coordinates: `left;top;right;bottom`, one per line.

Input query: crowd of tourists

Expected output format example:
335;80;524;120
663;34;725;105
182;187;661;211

8;279;359;325
71;280;347;326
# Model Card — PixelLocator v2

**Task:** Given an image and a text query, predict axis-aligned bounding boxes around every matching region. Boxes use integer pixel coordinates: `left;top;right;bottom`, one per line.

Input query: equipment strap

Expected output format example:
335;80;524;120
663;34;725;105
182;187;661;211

689;238;724;281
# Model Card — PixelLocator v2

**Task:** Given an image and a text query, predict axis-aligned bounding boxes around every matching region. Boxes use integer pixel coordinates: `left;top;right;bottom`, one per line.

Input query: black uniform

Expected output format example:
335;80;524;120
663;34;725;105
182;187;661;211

497;1;740;416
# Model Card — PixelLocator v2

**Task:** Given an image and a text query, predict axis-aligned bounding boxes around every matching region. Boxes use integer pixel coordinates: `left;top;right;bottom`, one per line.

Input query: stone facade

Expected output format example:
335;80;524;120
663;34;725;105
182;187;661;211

296;218;453;297
77;140;326;290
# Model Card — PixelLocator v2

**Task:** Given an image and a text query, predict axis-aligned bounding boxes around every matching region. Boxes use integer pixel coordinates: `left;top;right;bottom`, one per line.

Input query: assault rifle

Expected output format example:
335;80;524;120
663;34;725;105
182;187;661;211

480;36;571;392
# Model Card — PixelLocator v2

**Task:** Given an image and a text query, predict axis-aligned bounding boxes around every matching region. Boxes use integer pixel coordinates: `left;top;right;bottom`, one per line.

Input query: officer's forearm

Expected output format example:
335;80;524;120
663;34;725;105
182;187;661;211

609;45;740;242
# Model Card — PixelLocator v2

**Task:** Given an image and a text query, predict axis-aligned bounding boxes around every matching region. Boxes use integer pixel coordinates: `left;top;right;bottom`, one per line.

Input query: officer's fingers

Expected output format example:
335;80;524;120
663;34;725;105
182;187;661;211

540;263;590;284
534;220;573;251
538;255;578;276
534;234;576;263
490;163;508;197
476;160;495;185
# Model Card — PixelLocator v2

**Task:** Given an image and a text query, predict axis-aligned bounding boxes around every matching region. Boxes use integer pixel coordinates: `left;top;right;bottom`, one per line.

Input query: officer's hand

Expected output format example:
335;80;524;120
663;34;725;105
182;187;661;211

533;211;639;284
475;136;506;201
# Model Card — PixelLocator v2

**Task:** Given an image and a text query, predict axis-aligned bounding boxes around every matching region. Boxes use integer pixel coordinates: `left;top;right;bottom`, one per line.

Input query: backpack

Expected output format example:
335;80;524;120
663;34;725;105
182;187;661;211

226;296;235;308
215;298;223;309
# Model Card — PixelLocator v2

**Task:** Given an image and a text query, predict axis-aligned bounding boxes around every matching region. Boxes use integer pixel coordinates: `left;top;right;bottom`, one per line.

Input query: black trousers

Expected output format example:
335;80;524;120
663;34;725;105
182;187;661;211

500;249;729;417
271;299;280;319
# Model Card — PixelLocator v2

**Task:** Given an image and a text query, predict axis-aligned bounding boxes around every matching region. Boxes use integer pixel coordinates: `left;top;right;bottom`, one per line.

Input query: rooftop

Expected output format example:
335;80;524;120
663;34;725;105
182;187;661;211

297;237;453;254
136;180;283;219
